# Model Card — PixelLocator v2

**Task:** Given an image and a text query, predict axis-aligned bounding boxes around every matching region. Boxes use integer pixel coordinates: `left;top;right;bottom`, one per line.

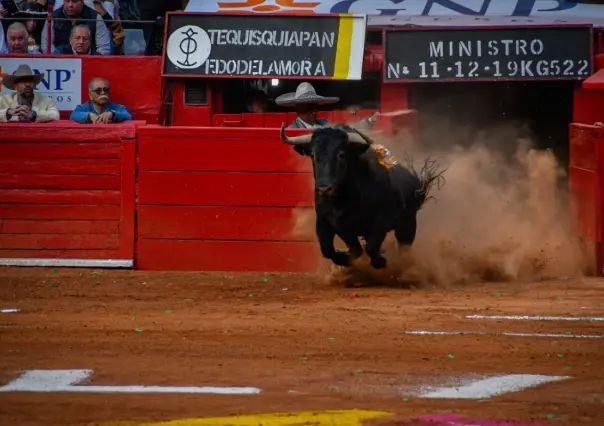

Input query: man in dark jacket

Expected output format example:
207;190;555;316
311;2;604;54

138;0;185;55
41;0;110;54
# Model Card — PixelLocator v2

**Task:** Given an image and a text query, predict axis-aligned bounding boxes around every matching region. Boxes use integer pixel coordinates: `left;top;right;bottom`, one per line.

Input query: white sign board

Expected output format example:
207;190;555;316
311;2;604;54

0;58;82;110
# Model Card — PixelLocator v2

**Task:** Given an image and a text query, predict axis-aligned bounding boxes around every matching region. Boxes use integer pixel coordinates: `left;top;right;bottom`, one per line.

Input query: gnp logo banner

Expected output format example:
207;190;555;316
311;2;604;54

0;58;82;110
163;13;367;80
184;0;604;25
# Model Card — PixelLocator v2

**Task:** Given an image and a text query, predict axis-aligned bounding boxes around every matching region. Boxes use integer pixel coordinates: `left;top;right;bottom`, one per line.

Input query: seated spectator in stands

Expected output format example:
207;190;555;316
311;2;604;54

41;0;110;55
0;22;41;54
70;77;132;124
53;24;100;54
25;16;42;52
91;0;125;55
140;0;186;55
0;21;5;53
246;89;268;113
0;64;60;122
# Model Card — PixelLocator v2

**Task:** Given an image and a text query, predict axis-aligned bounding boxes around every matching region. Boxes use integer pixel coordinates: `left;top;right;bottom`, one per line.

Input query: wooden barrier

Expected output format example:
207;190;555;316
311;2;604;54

136;125;319;272
212;110;377;128
569;123;604;275
0;121;137;267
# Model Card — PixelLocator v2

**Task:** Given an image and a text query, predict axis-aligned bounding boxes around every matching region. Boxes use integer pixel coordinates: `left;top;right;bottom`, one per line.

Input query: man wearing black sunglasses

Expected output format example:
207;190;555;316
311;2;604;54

70;77;132;124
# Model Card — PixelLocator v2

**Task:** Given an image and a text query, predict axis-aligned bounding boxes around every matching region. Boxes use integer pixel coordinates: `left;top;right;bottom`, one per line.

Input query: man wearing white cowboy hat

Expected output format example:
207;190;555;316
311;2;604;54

0;64;60;123
276;82;379;130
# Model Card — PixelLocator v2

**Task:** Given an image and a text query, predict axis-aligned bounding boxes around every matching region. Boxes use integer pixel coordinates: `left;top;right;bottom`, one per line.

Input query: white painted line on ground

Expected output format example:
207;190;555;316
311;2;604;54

1;309;20;313
405;330;604;339
467;314;604;321
0;370;261;395
0;258;133;268
419;374;569;399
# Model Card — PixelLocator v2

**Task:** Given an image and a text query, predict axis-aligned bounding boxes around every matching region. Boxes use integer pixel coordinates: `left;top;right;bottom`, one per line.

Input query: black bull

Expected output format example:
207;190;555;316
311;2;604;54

280;123;446;269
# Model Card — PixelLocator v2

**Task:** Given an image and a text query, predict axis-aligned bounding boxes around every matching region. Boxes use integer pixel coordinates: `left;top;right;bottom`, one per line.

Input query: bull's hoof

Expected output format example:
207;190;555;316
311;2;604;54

370;255;387;269
331;252;351;267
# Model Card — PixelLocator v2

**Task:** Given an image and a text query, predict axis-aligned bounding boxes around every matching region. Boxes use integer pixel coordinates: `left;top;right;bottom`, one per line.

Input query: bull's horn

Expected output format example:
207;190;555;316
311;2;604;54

280;123;312;145
347;129;374;145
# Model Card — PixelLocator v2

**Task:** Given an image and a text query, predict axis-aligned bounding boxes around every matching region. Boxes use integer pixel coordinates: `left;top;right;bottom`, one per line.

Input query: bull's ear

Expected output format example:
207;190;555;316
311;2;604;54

294;145;312;157
347;143;371;157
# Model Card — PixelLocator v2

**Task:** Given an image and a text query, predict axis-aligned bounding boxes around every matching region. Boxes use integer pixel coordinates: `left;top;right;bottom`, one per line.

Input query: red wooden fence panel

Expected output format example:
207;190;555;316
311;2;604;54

136;125;319;272
569;123;604;275
0;121;137;267
212;110;377;128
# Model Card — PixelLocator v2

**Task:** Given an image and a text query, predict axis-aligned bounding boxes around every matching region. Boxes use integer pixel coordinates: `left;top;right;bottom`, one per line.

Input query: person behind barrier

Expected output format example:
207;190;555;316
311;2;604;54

0;22;41;54
246;89;268;113
275;82;335;129
0;64;60;122
41;0;111;55
70;77;132;124
277;82;380;130
53;24;99;54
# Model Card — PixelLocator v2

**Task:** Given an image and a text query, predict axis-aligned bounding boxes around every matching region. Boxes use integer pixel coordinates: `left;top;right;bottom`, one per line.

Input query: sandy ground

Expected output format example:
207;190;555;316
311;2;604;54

0;267;603;426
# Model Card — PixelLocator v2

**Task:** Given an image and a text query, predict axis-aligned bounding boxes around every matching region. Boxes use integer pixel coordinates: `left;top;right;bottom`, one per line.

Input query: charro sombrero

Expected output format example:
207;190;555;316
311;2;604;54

3;65;44;91
275;82;339;107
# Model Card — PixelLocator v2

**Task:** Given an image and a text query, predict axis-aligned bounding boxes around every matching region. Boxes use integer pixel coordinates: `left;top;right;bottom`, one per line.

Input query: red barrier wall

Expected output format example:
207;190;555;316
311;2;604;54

0;121;137;266
212;110;376;128
136;126;319;272
569;123;604;275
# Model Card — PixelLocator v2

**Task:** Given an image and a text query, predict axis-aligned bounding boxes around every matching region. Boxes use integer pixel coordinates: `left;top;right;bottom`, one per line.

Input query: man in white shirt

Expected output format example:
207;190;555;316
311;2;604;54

0;64;60;122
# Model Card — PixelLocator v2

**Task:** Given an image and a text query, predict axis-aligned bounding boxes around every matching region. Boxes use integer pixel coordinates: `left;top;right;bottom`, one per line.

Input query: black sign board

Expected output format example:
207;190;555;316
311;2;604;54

162;12;366;80
384;26;593;83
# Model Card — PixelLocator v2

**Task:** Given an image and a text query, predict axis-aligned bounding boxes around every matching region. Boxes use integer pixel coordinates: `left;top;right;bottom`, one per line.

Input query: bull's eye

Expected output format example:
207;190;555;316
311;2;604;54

338;151;346;160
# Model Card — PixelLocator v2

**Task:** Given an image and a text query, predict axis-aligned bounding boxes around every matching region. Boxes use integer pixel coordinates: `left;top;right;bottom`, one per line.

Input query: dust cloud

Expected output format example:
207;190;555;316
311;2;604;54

291;112;595;287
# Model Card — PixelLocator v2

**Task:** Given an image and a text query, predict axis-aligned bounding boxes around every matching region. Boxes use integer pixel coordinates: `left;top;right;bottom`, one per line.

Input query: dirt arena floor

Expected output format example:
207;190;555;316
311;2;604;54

0;267;603;426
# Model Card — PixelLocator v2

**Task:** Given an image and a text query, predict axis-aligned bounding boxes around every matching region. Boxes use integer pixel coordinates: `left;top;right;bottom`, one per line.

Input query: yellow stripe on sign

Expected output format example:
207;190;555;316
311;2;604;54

333;14;355;80
104;409;391;426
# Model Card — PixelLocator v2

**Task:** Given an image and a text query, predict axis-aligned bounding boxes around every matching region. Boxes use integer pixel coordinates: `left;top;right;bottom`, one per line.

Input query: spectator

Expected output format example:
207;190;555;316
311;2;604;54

0;22;41;54
41;0;110;55
90;0;125;55
118;0;140;29
139;0;186;55
52;0;115;16
25;16;43;53
0;21;6;53
70;77;132;124
0;64;60;122
246;90;268;113
53;24;99;54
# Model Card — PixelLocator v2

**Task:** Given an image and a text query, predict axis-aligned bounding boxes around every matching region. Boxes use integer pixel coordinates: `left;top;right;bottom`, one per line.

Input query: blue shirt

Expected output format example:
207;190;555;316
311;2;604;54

289;117;328;129
70;101;132;123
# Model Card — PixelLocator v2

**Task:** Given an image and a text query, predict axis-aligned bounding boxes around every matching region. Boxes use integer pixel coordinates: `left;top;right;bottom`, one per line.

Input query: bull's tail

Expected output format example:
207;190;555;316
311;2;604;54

401;154;447;210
